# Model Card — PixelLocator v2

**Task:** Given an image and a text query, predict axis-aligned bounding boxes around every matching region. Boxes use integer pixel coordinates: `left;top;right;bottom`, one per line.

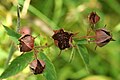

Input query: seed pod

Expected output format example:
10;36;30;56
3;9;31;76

18;34;34;52
88;12;100;24
52;29;73;50
29;59;45;75
95;28;114;47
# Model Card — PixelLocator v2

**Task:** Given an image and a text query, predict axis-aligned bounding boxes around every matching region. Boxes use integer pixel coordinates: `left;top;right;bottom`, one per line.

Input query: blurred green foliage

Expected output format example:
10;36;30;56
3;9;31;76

0;0;120;80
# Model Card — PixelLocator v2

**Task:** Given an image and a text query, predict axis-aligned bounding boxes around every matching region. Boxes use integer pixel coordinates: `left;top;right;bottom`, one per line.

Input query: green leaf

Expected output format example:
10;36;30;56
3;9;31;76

40;53;57;80
0;52;34;79
76;44;89;71
3;25;21;39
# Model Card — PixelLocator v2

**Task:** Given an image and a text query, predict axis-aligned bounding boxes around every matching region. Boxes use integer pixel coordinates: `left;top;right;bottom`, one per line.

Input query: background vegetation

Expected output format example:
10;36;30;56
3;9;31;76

0;0;120;80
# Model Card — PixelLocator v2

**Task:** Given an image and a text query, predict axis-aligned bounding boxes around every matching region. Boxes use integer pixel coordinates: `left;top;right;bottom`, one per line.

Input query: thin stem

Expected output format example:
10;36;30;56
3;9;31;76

34;43;53;49
5;5;21;68
69;47;75;63
79;35;96;39
33;34;40;39
90;24;96;31
33;48;38;59
4;43;16;68
86;28;91;36
58;50;62;56
95;45;97;50
17;5;20;32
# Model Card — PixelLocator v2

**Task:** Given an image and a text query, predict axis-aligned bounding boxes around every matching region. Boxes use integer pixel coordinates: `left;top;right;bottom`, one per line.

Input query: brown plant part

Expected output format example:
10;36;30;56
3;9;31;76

29;59;45;75
88;12;100;24
52;29;74;50
95;28;115;47
80;28;114;49
18;34;35;52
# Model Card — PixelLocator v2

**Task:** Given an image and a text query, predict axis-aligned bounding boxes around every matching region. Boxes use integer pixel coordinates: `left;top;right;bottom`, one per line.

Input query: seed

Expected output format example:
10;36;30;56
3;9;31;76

88;12;100;24
29;59;45;75
52;29;73;50
18;34;34;52
95;28;114;47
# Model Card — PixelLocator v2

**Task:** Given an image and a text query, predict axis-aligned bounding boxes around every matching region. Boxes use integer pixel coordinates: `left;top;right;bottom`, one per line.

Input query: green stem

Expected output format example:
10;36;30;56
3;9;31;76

4;5;21;68
4;43;16;68
17;5;21;32
69;47;75;63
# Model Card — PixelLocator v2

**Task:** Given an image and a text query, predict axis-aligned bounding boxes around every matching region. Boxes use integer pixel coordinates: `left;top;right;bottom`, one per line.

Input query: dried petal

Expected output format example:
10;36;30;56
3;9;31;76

29;59;45;75
19;34;34;52
52;29;73;50
88;12;100;24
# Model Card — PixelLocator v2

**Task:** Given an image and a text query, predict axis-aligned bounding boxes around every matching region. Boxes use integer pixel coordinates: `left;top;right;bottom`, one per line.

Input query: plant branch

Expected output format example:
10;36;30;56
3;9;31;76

5;5;21;68
17;5;20;32
4;43;16;68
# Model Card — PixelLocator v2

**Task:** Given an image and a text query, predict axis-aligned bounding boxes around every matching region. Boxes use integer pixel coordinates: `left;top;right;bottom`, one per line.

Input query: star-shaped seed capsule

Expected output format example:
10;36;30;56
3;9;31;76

29;59;45;75
88;12;100;24
52;29;73;50
19;34;35;52
95;28;114;47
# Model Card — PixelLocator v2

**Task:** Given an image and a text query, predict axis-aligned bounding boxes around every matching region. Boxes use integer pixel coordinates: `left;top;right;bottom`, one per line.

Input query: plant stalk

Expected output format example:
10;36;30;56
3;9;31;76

4;5;21;68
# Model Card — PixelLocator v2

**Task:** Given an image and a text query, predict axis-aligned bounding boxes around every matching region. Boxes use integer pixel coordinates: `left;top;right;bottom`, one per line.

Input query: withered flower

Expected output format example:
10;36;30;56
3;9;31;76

88;12;100;24
52;29;73;50
29;59;45;75
18;34;34;52
95;28;114;47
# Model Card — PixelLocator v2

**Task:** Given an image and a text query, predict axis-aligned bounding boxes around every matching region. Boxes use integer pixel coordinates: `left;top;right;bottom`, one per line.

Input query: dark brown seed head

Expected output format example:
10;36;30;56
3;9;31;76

19;34;34;52
88;12;100;24
29;59;45;75
52;29;73;50
95;28;114;47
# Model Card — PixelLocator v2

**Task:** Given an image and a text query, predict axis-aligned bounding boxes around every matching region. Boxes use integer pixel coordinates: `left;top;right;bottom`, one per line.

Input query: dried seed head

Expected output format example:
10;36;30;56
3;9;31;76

52;29;73;50
29;59;45;75
19;34;34;52
88;12;100;24
95;28;114;47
